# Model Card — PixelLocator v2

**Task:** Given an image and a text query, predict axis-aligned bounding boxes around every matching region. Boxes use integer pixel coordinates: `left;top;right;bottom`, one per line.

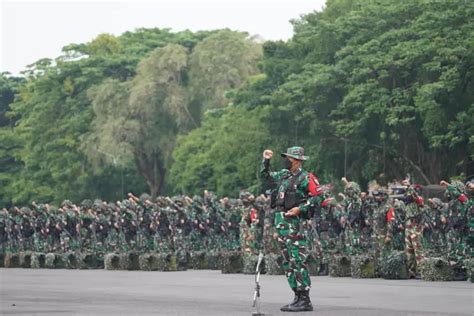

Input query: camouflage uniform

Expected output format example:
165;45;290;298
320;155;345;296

260;147;323;293
391;199;406;251
340;181;363;255
403;186;425;277
444;181;470;265
371;191;394;260
466;181;474;260
360;193;375;252
0;209;7;252
425;198;448;256
239;197;254;254
310;188;341;274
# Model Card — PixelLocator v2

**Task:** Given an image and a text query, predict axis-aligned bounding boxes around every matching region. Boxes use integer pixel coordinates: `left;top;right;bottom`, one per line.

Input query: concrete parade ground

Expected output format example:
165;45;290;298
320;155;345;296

0;269;472;316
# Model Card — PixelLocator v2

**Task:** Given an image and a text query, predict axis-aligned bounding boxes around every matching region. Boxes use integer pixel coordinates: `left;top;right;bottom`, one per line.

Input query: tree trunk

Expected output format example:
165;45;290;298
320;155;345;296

134;152;165;199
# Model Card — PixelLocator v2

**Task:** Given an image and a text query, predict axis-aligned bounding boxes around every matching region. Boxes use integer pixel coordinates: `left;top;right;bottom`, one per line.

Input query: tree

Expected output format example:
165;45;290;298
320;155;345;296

170;104;275;196
188;30;262;114
84;30;263;197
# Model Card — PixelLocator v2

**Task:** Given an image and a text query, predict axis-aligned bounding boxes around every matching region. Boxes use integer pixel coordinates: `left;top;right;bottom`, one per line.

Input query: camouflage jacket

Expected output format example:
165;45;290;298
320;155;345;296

260;158;323;214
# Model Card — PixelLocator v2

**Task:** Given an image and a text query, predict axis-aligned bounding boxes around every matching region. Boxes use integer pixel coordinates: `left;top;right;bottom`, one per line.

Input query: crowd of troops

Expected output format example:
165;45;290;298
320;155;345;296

302;178;473;278
1;178;472;278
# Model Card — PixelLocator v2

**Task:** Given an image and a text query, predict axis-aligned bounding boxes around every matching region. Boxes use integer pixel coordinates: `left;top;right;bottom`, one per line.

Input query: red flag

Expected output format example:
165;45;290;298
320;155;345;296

386;207;395;222
250;208;257;222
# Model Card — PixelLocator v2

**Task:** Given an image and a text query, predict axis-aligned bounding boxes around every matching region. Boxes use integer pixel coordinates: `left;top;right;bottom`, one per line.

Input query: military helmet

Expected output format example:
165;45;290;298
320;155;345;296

81;199;93;209
192;195;203;205
139;193;151;203
61;200;73;208
445;180;466;200
451;180;466;194
172;195;185;207
344;181;361;196
393;199;405;208
239;191;252;200
255;195;267;207
155;196;169;207
429;197;444;208
121;199;133;209
93;199;104;211
20;207;31;216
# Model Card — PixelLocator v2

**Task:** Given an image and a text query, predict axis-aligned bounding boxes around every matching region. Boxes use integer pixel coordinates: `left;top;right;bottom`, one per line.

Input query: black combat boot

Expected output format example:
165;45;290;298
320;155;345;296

318;263;328;276
280;290;300;312
286;290;313;312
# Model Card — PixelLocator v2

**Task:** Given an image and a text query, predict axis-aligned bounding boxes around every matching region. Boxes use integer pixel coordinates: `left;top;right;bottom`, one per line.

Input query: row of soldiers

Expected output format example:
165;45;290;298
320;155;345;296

0;191;253;258
1;179;472;278
298;178;473;278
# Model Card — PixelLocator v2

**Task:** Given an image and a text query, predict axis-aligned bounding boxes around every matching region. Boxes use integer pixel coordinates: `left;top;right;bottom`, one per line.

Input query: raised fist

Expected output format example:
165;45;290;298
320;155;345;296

440;180;449;187
263;149;273;160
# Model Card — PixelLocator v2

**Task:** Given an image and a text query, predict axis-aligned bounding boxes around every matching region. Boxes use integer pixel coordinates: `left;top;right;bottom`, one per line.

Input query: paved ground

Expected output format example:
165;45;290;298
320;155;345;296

0;269;472;316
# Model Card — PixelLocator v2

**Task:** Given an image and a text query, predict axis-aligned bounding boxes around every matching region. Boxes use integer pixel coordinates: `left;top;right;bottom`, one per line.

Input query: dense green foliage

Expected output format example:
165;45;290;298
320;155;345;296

171;0;474;196
0;29;261;206
1;0;472;206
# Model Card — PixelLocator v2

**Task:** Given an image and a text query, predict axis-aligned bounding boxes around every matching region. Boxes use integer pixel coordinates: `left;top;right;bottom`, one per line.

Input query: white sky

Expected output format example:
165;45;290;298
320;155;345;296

1;0;326;75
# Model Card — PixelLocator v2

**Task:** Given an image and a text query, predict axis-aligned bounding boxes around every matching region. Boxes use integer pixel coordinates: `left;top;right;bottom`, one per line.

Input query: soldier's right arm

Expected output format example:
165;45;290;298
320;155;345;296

260;149;286;182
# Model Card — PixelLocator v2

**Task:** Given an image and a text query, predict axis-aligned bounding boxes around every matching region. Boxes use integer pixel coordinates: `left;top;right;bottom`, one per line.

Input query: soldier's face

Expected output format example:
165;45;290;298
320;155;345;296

468;183;474;192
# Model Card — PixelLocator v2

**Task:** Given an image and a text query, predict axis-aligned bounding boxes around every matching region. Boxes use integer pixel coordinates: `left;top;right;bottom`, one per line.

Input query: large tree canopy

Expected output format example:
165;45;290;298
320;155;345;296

79;30;262;198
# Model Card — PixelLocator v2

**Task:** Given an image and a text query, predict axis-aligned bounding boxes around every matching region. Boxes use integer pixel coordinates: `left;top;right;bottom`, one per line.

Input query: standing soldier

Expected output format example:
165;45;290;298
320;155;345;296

339;177;363;255
261;146;324;312
225;197;241;250
370;190;394;260
0;208;7;253
316;187;340;275
440;180;470;275
390;199;406;251
466;180;474;260
427;198;448;256
402;179;425;278
239;192;254;253
360;191;375;253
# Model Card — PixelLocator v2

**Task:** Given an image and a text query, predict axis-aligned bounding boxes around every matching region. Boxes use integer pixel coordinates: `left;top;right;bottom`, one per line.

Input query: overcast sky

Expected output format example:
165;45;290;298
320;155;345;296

1;0;326;75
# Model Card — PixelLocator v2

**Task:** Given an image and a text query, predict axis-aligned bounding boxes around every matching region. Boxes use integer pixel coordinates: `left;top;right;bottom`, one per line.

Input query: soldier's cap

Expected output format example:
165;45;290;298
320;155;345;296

281;146;308;161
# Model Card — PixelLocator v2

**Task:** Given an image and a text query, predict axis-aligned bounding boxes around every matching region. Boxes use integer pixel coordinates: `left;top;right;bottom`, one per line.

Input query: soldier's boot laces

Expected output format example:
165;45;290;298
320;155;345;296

285;290;313;312
280;290;300;312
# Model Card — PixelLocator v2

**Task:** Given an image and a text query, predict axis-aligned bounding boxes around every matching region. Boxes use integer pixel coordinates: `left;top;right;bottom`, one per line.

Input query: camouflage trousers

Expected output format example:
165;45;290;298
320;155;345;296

446;229;466;263
307;229;324;262
240;225;252;253
372;224;392;259
345;225;362;255
318;230;334;263
263;216;279;254
275;211;311;291
405;223;424;276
